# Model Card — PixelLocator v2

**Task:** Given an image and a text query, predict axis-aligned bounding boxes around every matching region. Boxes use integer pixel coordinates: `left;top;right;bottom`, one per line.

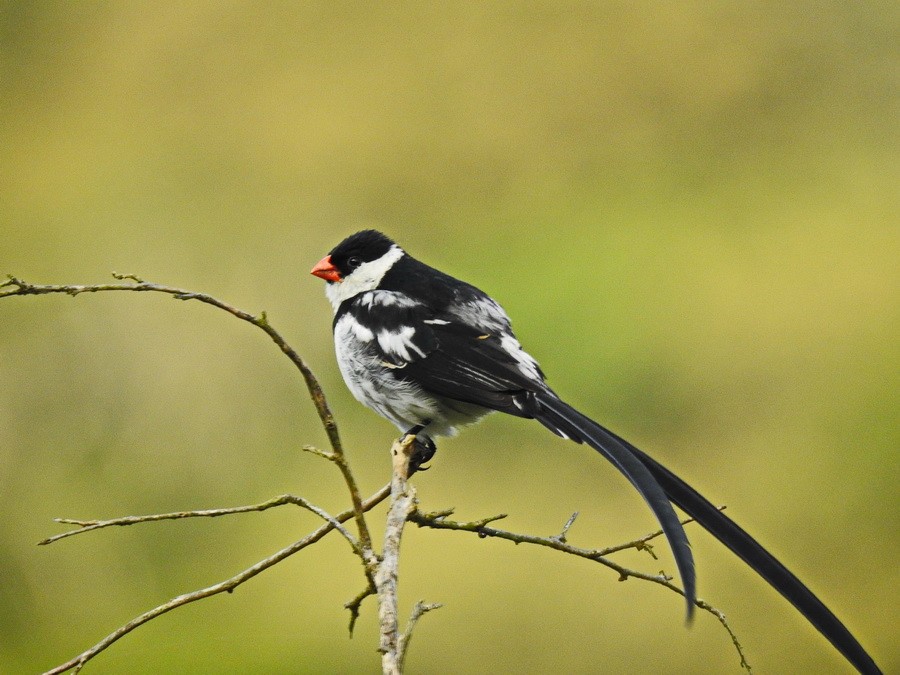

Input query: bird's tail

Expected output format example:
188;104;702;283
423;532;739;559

534;394;697;620
535;393;881;675
624;435;881;675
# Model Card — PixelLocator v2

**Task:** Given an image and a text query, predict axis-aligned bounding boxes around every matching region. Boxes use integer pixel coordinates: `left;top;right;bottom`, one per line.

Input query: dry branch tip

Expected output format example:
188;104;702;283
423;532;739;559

302;445;335;461
110;272;144;283
553;511;579;543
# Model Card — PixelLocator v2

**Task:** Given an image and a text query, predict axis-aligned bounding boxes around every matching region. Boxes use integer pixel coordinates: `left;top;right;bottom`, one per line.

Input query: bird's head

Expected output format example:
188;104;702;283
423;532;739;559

311;230;404;308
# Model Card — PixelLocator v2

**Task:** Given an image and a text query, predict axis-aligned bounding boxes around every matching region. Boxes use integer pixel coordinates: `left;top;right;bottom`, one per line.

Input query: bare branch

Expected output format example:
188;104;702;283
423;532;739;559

409;508;751;673
599;505;728;560
553;511;579;544
1;275;341;452
42;484;391;675
326;433;375;555
697;599;752;673
40;495;327;545
397;601;443;672
344;583;377;637
1;275;375;552
376;433;418;675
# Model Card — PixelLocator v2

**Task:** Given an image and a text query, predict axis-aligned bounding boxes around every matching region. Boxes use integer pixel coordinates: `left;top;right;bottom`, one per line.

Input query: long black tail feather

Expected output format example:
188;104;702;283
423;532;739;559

537;393;880;674
535;394;697;620
622;435;881;675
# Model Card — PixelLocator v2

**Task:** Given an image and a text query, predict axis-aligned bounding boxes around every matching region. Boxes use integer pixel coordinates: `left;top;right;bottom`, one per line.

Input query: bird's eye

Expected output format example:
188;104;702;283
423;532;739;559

347;256;362;269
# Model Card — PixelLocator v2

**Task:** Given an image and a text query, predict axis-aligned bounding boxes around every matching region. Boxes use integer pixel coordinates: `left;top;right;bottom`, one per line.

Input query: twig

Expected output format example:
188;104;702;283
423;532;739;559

1;275;339;452
553;511;579;543
409;508;752;673
42;484;391;675
40;494;344;546
697;600;752;673
599;506;727;560
1;275;374;552
410;509;672;582
345;583;377;636
397;601;443;672
317;437;375;556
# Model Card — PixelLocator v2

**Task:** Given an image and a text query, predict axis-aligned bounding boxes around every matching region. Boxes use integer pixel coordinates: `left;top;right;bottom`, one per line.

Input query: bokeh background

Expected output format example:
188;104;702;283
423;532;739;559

1;3;897;673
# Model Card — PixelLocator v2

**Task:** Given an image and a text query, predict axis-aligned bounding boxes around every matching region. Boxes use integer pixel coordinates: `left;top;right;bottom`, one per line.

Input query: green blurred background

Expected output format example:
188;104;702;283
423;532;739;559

1;2;897;673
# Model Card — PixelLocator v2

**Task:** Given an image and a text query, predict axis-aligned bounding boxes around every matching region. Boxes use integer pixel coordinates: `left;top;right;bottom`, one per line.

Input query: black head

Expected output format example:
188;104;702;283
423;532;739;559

327;230;396;277
311;229;402;289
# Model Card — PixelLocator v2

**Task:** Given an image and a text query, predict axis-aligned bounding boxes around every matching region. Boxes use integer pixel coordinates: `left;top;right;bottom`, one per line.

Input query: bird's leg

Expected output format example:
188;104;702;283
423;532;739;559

408;436;436;475
402;425;437;475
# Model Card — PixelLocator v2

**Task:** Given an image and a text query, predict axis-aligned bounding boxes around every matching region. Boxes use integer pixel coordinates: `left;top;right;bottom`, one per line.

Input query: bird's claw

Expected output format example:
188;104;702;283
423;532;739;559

405;431;436;475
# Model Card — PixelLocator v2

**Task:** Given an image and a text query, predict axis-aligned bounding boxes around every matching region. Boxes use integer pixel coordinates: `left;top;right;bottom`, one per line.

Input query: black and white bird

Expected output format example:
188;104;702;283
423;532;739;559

311;229;879;675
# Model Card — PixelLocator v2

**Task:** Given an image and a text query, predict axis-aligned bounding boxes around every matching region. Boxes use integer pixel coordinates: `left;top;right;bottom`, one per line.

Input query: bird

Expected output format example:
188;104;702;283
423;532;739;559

311;229;880;674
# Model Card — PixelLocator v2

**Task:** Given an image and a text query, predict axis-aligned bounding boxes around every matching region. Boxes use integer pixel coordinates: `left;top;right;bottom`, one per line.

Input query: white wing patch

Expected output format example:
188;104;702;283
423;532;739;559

377;326;426;362
447;296;511;332
500;334;542;381
356;290;422;311
350;321;374;342
334;314;375;343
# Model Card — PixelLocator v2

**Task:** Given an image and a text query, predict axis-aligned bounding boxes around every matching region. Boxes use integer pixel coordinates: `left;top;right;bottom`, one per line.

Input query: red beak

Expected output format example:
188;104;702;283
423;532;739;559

311;255;342;282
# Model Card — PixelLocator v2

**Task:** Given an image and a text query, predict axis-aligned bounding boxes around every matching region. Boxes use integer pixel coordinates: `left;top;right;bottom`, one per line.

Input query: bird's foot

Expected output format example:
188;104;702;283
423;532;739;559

402;426;436;475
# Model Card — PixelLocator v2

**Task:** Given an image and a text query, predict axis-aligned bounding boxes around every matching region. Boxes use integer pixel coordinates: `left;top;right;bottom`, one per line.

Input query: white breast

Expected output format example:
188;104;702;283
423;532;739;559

333;313;439;432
